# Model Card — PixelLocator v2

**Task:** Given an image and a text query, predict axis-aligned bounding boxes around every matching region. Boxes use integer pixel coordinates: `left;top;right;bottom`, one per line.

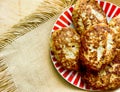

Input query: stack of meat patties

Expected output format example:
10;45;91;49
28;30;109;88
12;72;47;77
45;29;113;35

51;0;120;90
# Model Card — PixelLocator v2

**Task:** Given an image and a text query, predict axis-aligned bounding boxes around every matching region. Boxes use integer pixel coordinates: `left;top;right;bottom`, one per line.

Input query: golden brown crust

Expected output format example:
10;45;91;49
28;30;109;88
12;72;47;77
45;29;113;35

80;23;116;71
81;16;120;89
81;51;120;90
50;2;120;90
51;27;81;71
72;0;107;34
109;15;120;49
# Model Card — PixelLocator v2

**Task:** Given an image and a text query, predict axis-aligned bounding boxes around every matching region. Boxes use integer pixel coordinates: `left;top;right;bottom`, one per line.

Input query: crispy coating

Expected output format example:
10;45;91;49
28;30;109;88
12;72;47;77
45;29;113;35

72;0;107;34
109;15;120;49
81;51;120;90
80;23;116;71
51;27;81;71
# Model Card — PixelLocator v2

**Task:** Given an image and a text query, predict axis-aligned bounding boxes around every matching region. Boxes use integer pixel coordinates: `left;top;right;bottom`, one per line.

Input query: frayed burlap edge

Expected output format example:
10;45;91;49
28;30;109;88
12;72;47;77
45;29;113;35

0;0;76;91
0;0;76;51
0;59;17;92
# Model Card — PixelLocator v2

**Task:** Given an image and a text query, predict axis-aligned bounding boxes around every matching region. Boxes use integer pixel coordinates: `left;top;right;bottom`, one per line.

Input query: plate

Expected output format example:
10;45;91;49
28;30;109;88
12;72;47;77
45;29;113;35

50;0;120;90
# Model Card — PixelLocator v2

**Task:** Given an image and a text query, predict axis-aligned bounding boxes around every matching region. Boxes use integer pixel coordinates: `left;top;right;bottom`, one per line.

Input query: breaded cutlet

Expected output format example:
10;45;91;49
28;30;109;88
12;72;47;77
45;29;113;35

80;23;116;71
109;15;120;49
81;51;120;90
72;0;107;34
51;27;81;71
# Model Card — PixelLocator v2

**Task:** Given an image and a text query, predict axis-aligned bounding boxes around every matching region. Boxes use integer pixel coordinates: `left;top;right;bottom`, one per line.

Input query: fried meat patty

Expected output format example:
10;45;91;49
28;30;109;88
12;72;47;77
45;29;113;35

72;0;107;34
80;23;116;71
109;15;120;49
51;27;80;71
81;51;120;90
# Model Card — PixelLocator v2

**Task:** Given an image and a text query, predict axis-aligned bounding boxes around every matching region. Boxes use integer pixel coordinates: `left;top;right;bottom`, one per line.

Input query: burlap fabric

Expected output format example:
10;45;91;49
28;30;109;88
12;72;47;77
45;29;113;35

0;0;119;92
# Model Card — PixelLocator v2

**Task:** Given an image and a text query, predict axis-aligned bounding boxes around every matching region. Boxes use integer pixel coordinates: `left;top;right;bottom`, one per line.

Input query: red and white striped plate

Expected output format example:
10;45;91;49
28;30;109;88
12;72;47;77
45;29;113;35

50;0;120;90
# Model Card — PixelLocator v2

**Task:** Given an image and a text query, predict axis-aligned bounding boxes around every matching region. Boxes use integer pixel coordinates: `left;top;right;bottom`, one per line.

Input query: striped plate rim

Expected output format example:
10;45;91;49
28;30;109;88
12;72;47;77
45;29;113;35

50;0;120;91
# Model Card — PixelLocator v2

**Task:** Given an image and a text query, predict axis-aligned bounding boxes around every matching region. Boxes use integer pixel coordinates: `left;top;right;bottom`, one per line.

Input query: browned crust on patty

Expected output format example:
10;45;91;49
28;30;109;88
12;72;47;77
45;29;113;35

109;15;120;49
81;51;120;90
80;23;116;71
72;0;107;34
51;27;81;71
